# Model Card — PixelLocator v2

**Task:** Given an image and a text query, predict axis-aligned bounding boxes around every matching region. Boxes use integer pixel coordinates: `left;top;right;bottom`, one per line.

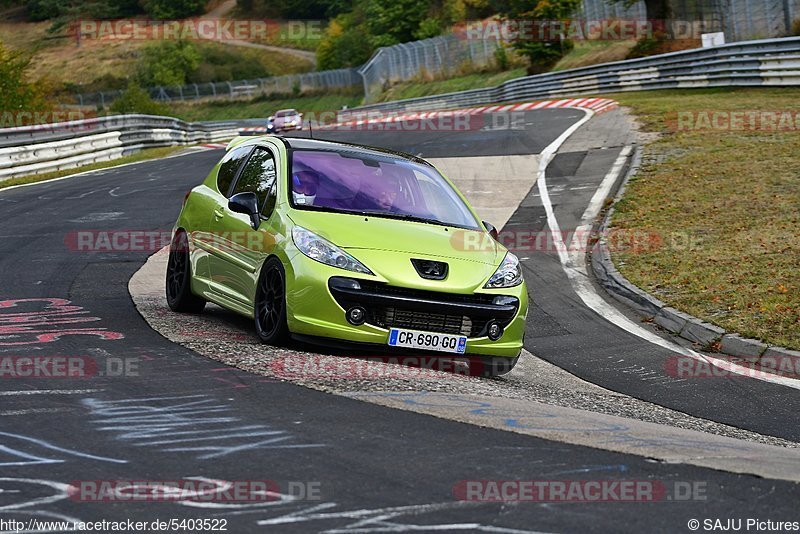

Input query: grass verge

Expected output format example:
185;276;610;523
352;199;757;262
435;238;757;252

0;145;187;190
609;87;800;350
171;92;363;122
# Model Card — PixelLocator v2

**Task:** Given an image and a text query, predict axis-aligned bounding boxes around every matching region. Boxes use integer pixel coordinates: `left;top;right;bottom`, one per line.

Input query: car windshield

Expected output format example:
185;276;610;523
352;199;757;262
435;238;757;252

289;149;480;229
275;110;296;117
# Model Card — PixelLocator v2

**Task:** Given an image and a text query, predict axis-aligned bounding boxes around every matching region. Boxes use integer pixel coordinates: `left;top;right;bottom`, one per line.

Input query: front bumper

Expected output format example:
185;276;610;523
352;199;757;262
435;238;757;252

283;254;527;358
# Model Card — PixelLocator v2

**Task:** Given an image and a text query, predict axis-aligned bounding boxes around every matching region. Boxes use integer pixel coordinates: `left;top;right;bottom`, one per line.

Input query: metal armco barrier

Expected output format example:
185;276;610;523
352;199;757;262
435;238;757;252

0;115;241;181
349;36;800;113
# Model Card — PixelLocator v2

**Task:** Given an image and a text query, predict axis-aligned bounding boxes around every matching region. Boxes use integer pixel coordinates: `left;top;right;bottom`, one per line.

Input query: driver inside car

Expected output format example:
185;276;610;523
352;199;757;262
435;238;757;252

292;170;320;205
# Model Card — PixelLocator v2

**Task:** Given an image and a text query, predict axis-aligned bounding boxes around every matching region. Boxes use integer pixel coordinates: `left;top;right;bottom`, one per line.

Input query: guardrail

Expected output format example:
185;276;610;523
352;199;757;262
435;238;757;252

0;115;242;181
345;36;800;114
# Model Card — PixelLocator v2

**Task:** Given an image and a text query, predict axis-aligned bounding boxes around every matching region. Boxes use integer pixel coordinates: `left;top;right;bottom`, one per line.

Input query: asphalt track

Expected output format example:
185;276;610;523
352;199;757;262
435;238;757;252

0;109;798;532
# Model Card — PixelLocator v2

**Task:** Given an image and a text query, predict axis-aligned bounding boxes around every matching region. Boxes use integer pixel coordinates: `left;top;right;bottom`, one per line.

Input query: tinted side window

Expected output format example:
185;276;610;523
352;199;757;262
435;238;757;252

217;146;252;197
231;147;278;217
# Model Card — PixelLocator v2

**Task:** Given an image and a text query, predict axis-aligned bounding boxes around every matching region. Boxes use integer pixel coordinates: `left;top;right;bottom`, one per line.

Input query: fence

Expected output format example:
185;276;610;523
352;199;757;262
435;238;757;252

580;0;800;42
357;34;501;103
74;69;362;108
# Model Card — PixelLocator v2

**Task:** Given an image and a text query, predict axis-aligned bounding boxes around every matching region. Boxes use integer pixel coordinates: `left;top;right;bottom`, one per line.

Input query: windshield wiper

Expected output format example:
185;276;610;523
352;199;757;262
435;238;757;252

357;211;447;227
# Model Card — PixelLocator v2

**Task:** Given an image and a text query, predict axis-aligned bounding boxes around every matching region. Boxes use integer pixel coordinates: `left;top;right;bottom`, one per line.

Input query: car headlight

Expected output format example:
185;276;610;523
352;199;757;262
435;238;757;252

292;226;372;275
484;252;522;288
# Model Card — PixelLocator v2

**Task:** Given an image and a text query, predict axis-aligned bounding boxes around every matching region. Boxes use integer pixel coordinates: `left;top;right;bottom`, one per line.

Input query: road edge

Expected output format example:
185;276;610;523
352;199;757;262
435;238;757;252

588;147;800;365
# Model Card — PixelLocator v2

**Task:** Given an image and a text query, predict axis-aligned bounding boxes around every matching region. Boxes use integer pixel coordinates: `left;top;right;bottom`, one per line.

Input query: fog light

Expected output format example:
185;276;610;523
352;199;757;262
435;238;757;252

487;321;503;341
346;306;367;325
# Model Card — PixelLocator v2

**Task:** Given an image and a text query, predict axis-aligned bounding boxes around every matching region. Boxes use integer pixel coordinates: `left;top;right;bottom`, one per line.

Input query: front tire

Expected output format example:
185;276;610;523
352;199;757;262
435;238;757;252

254;257;289;345
166;231;206;313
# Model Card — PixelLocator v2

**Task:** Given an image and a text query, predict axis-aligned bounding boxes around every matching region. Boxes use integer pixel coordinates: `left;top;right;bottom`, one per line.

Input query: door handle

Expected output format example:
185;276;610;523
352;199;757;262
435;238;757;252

214;208;225;220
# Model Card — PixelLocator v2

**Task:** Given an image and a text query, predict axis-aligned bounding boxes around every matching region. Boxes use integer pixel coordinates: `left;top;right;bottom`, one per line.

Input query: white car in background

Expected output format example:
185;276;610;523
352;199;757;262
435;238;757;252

267;109;303;133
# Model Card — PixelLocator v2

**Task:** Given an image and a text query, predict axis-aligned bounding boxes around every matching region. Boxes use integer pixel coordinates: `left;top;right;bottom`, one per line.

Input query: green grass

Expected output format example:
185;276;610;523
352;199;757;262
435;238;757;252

171;92;364;122
0;145;187;190
374;68;527;103
552;41;638;71
609;87;800;350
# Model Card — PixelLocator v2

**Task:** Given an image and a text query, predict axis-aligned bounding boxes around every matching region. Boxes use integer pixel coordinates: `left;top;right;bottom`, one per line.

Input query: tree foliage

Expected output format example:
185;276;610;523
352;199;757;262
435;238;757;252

493;0;583;73
0;43;50;113
109;83;169;115
316;0;466;69
23;0;206;21
135;40;201;87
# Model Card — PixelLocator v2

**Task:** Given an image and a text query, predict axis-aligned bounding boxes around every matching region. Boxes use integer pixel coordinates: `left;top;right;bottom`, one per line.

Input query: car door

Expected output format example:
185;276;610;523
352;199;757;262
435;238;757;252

206;145;280;309
189;143;253;289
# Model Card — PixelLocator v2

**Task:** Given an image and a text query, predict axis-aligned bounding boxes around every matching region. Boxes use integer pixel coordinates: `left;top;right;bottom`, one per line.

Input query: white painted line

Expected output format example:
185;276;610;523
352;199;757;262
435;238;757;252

0;408;72;416
536;130;800;391
0;389;103;396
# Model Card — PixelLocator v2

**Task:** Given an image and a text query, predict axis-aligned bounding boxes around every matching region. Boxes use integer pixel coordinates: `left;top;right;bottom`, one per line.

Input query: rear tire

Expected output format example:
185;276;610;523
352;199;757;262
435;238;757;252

166;231;206;313
254;257;289;345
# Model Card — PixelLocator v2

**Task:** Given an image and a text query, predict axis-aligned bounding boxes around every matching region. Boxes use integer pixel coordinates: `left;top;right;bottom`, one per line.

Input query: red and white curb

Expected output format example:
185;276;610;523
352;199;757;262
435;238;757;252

326;98;618;129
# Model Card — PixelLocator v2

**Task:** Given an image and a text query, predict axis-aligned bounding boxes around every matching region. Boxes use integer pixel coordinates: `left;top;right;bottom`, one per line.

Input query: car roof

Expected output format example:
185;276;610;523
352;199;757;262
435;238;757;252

280;136;431;167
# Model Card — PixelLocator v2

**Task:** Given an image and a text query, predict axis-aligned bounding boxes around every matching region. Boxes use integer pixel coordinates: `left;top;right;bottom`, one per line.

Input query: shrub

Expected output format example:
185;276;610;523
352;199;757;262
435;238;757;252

109;83;169;115
136;41;201;87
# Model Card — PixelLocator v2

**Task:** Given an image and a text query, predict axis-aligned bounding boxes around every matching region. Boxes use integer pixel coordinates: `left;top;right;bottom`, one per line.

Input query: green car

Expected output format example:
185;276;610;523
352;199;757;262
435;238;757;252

166;135;528;376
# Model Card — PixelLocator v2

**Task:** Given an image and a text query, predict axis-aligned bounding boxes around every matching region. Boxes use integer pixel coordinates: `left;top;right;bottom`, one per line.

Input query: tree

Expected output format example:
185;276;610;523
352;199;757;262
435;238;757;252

139;0;207;19
135;40;201;87
0;43;50;115
494;0;583;73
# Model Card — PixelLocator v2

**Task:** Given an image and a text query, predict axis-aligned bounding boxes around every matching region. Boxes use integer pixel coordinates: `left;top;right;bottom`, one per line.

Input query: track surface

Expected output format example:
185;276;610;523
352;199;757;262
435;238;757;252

0;109;798;532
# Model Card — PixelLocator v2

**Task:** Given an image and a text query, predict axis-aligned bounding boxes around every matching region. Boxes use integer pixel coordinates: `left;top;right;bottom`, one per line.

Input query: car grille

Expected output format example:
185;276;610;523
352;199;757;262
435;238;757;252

370;307;486;337
328;278;517;339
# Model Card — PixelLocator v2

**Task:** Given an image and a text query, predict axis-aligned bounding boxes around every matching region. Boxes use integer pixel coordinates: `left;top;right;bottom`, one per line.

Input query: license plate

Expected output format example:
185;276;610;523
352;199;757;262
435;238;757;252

387;328;467;354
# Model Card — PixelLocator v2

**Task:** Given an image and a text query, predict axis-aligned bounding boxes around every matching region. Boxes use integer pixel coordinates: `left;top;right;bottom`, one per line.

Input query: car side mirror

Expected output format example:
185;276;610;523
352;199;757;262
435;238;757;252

483;221;499;241
229;192;261;230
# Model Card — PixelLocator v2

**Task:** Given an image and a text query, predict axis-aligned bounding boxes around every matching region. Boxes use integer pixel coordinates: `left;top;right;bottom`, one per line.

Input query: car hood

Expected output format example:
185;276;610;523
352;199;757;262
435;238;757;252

287;210;502;266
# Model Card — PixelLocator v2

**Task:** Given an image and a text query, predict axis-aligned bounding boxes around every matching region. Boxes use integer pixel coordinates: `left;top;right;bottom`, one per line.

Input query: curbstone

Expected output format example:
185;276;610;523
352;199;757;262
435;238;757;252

719;334;768;362
679;318;726;347
761;346;800;362
654;307;693;334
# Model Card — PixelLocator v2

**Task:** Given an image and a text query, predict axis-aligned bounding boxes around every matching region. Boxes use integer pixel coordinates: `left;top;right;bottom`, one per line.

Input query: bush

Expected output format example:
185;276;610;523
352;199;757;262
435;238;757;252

140;0;206;19
0;43;50;114
186;45;270;84
25;0;142;21
136;41;201;87
518;40;574;75
109;83;169;115
494;44;510;71
792;18;800;36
